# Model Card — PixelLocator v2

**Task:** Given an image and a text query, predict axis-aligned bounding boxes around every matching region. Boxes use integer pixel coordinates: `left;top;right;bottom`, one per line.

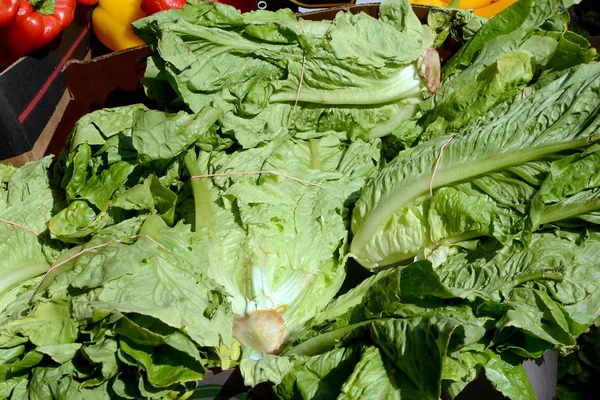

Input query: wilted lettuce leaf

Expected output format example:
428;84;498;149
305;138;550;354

427;7;486;48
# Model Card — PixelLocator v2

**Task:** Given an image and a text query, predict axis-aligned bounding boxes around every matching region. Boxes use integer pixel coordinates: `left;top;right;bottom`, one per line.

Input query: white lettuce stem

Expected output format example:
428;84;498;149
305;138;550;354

184;153;213;231
269;65;423;105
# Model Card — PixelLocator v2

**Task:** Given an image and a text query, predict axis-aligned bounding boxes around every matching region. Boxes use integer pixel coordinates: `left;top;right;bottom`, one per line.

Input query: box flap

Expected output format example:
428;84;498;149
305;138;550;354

62;45;151;106
44;45;152;159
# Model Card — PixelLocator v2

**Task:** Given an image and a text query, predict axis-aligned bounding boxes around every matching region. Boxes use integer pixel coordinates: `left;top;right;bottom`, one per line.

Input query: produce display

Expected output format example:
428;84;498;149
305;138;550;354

1;0;599;399
0;0;102;68
0;0;523;67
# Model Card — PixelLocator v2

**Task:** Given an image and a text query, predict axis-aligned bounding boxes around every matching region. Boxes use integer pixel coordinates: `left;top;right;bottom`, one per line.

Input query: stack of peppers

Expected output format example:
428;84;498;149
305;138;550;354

92;0;255;52
0;0;99;68
0;0;220;67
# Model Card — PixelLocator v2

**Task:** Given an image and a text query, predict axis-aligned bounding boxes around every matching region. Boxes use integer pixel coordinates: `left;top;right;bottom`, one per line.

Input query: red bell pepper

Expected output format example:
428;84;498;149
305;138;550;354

0;0;18;27
0;0;76;67
140;0;185;15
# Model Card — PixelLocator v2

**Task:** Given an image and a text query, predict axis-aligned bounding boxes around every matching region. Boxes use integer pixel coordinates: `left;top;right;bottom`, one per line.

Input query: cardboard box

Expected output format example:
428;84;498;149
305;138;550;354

0;3;564;399
0;7;92;166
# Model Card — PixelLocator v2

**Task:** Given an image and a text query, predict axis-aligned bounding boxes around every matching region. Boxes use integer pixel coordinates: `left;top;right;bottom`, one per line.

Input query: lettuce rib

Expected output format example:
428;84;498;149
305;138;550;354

270;65;424;105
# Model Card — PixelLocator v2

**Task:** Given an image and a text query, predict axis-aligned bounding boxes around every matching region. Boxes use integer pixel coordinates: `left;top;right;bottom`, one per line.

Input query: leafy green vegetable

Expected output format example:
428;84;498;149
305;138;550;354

2;1;599;399
133;0;439;144
426;7;486;48
273;227;600;399
48;104;218;243
183;135;380;354
0;157;59;313
0;218;233;399
558;321;600;400
442;0;584;81
350;62;600;270
418;0;595;142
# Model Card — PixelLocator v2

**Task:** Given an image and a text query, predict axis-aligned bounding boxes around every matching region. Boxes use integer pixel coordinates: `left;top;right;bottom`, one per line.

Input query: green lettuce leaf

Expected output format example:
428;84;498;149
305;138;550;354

280;227;600;398
0;216;233;399
49;105;217;243
0;157;59;314
442;0;584;81
418;0;595;142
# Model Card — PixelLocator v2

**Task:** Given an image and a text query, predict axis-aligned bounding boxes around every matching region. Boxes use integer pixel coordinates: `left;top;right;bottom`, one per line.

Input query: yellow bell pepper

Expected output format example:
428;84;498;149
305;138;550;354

92;0;147;52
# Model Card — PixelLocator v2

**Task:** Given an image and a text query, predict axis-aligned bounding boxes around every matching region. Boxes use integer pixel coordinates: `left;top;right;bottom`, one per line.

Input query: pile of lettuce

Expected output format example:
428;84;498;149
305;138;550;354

0;155;234;399
1;0;599;399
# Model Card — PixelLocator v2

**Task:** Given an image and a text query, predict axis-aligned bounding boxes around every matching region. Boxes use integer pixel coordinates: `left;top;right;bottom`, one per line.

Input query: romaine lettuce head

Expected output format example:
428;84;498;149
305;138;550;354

133;0;439;144
183;136;381;353
350;62;600;271
273;229;600;399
